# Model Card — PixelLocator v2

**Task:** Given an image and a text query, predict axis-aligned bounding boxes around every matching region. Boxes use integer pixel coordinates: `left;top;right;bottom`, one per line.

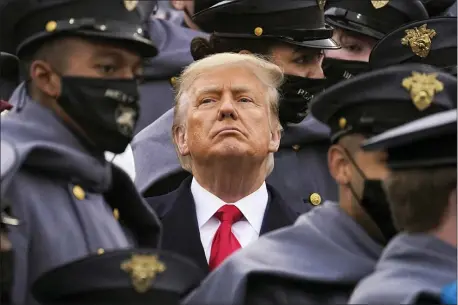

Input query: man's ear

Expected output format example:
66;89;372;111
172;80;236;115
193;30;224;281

170;0;185;10
173;125;190;156
238;50;253;55
328;144;352;185
30;60;61;99
268;128;281;153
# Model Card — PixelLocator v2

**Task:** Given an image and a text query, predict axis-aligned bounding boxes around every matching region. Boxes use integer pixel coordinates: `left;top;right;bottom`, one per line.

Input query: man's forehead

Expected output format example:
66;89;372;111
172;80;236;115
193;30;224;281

190;78;265;96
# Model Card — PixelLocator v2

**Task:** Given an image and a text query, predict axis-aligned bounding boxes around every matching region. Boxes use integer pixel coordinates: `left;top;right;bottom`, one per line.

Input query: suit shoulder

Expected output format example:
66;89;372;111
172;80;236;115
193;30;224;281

145;188;180;216
267;184;301;219
1;139;18;180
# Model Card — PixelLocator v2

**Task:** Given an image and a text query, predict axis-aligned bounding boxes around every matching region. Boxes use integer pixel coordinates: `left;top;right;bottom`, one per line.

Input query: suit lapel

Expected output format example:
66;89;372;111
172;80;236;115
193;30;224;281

260;185;298;235
160;177;209;273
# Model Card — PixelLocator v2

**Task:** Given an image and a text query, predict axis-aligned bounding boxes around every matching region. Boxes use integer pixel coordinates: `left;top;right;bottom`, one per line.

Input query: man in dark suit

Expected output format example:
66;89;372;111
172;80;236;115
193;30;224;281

145;52;298;274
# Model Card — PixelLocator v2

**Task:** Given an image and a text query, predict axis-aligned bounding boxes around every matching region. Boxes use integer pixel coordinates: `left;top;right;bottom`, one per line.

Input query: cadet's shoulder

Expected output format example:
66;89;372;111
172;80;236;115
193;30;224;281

1;139;18;180
349;269;416;304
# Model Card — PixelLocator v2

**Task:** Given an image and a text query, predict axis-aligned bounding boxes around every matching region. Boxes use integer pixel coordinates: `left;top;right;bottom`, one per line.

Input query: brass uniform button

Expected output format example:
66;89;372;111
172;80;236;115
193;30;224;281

292;144;300;152
309;193;322;206
113;208;120;220
72;185;86;200
170;76;178;86
45;20;57;32
97;248;105;255
254;27;263;36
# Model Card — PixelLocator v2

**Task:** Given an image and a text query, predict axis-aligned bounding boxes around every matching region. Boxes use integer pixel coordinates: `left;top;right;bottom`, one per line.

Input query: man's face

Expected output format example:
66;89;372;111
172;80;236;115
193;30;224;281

325;28;377;62
330;134;390;199
270;44;325;78
175;65;281;165
60;38;143;79
346;135;390;198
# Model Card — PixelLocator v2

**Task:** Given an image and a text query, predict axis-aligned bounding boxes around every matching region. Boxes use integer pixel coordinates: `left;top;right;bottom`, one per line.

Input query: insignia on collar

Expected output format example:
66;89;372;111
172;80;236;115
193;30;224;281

123;0;138;11
371;0;389;9
401;24;437;58
317;0;326;11
121;254;166;293
402;72;444;111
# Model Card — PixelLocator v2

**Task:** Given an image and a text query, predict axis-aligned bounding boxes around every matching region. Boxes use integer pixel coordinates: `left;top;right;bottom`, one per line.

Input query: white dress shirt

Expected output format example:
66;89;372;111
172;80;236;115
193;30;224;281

105;144;136;181
191;178;269;262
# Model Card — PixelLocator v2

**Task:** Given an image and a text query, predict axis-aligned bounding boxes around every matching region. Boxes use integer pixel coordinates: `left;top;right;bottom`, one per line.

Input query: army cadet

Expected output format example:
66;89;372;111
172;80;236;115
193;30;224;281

183;64;456;305
370;17;457;76
349;108;457;304
323;0;428;84
134;0;340;213
31;249;205;304
0;0;163;304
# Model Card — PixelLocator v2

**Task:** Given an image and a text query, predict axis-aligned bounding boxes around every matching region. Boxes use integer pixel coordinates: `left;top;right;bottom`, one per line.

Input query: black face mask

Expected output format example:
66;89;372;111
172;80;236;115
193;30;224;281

322;57;371;87
57;76;141;154
0;250;13;303
279;74;327;124
344;149;398;243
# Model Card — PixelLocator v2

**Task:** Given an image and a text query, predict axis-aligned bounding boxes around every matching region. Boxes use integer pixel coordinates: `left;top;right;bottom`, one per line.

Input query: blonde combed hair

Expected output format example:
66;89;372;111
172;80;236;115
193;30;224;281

172;52;284;174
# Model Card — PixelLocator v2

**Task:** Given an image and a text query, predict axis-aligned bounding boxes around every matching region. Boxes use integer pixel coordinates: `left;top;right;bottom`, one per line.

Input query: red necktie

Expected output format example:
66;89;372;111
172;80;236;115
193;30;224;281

209;205;243;271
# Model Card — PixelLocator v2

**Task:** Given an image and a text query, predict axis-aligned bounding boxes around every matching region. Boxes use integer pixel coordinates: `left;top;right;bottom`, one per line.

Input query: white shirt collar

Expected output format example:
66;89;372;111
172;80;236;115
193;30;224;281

191;177;268;234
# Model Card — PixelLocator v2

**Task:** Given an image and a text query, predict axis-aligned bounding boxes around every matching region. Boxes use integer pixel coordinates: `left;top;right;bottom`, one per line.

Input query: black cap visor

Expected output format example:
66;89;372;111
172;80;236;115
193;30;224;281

16;19;158;58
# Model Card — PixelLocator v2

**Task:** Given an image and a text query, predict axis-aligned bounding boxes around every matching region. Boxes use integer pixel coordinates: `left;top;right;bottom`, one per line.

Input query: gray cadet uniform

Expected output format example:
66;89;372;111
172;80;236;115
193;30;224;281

349;109;457;304
133;0;340;213
183;64;457;305
0;0;162;304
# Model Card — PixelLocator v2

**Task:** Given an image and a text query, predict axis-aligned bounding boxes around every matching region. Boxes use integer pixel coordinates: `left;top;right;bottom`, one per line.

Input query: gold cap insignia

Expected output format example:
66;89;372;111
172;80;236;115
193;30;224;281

121;254;166;293
401;24;436;58
317;0;326;11
123;0;138;11
371;0;389;9
402;72;444;111
254;27;263;36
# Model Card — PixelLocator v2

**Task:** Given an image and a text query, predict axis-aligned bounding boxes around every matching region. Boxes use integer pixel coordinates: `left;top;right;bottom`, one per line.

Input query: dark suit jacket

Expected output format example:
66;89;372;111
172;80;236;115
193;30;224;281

145;176;299;274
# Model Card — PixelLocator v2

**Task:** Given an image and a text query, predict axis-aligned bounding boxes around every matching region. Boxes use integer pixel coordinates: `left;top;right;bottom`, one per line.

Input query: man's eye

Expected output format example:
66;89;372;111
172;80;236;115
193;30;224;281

96;64;117;74
344;44;363;53
201;98;216;104
239;97;252;103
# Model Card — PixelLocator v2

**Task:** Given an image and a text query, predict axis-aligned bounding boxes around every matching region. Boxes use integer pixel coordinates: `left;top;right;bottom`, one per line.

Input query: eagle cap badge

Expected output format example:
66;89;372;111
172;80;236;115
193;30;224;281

121;254;166;293
401;24;437;58
371;0;389;9
402;72;444;111
123;0;138;11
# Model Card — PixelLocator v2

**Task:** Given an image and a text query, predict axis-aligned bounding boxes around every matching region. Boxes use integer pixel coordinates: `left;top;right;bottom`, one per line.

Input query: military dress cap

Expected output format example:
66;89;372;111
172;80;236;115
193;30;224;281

32;249;205;305
324;0;429;39
193;0;340;49
0;0;158;58
370;17;457;75
310;63;457;143
362;108;456;169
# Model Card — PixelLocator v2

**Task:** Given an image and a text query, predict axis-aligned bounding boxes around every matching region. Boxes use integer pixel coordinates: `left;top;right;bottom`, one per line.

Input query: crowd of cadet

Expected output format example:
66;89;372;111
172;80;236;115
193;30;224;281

0;0;457;304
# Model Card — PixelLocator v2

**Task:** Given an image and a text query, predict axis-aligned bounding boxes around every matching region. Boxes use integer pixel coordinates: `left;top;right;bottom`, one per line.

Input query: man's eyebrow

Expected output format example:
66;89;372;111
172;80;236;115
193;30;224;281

194;85;255;96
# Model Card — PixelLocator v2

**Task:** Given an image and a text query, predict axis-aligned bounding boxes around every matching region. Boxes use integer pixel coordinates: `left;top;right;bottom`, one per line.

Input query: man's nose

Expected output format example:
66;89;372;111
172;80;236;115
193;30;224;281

307;63;325;79
217;96;238;120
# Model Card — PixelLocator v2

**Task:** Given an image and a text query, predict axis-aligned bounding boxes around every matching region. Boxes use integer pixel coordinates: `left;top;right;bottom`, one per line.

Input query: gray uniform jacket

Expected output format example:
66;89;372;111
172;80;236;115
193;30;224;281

349;233;457;304
1;85;161;305
183;201;384;305
133;110;337;214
